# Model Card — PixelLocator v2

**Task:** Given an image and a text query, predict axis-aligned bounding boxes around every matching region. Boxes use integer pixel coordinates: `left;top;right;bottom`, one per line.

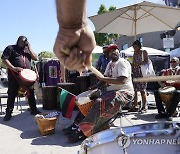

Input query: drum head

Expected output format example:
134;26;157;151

158;86;176;93
19;69;37;82
77;89;98;98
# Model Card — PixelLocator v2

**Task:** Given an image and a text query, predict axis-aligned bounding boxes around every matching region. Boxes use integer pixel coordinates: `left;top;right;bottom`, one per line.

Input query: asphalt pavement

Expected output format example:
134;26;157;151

0;88;179;154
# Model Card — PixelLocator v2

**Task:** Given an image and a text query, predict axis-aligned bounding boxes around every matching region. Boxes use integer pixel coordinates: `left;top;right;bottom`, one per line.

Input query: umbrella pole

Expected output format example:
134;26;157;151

134;6;137;41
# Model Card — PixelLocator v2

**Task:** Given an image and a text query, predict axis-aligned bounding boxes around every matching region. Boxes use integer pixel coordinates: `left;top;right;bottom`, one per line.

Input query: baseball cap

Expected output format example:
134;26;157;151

106;44;118;52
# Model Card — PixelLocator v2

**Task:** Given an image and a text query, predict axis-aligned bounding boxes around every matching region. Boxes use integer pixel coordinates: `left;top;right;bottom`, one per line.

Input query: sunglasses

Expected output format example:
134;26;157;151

170;61;176;63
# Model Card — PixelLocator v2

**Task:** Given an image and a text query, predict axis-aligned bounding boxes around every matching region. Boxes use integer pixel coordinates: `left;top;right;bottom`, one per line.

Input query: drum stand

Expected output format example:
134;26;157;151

109;105;134;128
109;105;135;154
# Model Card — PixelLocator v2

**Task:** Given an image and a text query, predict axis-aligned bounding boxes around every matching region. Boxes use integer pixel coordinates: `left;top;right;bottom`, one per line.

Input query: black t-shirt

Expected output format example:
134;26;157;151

1;45;32;80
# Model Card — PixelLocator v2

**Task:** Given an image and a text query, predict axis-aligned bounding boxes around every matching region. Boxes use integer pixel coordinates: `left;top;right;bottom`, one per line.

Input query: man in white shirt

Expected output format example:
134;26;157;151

67;44;134;142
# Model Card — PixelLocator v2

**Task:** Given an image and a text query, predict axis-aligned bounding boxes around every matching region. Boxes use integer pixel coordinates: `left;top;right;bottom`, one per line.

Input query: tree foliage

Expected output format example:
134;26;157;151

94;4;120;46
38;51;56;60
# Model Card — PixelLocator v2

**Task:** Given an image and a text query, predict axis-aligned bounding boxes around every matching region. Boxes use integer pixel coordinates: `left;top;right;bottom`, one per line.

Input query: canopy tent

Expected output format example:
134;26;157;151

120;46;170;73
92;45;103;53
169;48;180;58
120;46;170;57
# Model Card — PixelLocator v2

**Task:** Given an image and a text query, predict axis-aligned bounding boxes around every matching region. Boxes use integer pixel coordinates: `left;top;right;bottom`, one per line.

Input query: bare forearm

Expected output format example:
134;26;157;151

2;59;15;71
101;76;127;85
56;0;87;28
29;48;38;61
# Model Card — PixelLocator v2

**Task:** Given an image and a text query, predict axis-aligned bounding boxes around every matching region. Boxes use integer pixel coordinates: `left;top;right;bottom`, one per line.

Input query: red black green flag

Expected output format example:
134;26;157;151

59;88;76;119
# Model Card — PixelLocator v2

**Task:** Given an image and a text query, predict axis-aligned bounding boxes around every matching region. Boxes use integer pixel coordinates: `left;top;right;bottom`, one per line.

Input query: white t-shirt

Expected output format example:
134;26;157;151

104;58;134;94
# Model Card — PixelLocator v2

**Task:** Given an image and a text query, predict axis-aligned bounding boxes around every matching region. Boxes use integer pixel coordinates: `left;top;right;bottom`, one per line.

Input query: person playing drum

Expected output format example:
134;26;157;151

67;44;134;142
154;57;180;121
1;36;41;121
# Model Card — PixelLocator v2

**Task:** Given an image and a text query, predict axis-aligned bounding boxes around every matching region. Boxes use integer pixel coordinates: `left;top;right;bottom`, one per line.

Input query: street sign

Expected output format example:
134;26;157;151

163;37;174;48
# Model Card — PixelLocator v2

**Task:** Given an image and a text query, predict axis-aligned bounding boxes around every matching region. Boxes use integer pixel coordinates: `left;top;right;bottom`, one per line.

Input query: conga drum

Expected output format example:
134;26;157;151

57;82;76;110
42;86;57;110
17;69;37;97
158;86;176;109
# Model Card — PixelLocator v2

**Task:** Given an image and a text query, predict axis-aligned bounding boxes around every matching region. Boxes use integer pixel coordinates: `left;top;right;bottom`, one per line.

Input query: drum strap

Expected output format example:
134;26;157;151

21;54;26;68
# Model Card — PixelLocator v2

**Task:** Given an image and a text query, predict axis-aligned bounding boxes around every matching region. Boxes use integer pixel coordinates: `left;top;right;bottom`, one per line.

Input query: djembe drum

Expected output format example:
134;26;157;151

158;86;176;109
76;89;101;116
17;69;37;97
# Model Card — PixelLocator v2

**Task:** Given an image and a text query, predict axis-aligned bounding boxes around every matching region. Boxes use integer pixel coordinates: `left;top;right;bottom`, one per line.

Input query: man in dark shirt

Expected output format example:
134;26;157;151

1;36;41;121
96;46;110;74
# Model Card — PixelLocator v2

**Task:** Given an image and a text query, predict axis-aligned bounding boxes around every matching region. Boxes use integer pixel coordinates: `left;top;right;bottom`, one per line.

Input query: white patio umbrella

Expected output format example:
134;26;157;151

89;1;180;40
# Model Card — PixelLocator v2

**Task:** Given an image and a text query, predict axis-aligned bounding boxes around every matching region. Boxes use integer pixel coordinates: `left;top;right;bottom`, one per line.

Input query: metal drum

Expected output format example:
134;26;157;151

42;86;57;110
57;82;76;110
78;122;180;154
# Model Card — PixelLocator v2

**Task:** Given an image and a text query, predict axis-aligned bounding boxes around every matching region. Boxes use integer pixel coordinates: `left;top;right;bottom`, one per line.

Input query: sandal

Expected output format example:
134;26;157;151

140;108;147;113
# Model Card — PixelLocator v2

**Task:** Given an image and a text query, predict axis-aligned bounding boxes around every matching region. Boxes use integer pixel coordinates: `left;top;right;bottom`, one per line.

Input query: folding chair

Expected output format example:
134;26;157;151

0;93;8;114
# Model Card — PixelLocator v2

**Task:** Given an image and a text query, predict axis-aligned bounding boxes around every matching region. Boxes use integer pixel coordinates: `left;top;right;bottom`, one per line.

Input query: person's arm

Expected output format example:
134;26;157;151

26;41;38;61
98;76;127;85
56;0;87;28
140;50;148;65
54;0;96;71
2;59;23;73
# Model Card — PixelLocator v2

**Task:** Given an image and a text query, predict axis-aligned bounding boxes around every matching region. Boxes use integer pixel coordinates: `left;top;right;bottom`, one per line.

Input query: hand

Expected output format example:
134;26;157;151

88;85;97;90
36;74;39;81
53;25;96;72
13;67;23;73
160;82;166;88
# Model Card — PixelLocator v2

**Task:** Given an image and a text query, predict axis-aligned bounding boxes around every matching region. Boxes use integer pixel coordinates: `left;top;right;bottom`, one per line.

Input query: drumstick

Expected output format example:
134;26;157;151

61;47;104;78
133;75;180;82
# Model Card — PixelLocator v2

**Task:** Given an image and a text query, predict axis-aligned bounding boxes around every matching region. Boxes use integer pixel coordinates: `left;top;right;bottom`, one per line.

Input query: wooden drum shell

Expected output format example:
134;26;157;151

42;86;57;110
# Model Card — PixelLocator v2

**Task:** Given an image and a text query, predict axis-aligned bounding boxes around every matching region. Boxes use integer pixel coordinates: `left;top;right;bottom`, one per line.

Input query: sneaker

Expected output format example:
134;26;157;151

155;114;167;119
63;122;78;135
3;113;12;121
31;109;41;115
67;129;86;143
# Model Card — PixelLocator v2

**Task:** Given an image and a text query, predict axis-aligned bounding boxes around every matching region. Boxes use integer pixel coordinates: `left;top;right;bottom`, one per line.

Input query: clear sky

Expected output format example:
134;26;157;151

0;0;163;54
